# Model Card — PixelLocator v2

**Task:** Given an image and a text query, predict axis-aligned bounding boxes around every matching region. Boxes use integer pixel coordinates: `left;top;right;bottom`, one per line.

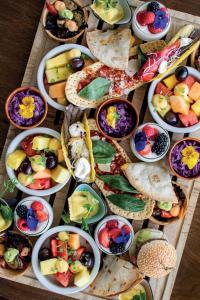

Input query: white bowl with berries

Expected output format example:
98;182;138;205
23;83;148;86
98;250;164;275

130;123;170;162
94;216;134;255
132;1;171;41
14;196;53;236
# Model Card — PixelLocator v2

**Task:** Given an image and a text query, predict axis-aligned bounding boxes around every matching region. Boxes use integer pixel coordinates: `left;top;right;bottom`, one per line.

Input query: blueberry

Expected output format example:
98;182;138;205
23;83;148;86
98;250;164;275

135;141;146;151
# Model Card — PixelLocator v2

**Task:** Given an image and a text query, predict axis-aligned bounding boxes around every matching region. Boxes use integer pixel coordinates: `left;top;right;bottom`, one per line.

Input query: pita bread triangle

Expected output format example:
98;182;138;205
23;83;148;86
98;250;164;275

122;162;178;203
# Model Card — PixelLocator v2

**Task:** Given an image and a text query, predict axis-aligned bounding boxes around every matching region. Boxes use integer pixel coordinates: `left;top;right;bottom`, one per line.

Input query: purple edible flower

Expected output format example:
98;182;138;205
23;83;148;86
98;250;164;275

153;9;169;29
27;208;38;231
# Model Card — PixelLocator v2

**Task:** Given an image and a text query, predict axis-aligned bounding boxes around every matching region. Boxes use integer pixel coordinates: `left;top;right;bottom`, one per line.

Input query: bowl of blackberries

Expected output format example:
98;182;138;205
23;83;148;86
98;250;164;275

43;0;88;42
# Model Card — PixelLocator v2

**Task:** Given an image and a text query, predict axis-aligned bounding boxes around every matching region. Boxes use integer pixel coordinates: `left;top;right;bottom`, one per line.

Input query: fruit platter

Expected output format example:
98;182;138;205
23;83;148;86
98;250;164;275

0;1;200;300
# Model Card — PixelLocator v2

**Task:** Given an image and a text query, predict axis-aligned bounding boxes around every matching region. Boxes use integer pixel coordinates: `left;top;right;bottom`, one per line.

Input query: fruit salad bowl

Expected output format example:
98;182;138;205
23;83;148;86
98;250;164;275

6;127;70;197
148;66;200;133
32;226;100;295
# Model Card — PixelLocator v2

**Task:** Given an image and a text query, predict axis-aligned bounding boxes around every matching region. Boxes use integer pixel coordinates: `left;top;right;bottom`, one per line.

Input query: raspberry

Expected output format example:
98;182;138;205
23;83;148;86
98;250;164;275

17;219;29;231
142;125;158;141
31;201;44;211
106;220;119;229
16;205;28;219
121;225;131;235
139;144;151;156
35;210;48;222
148;24;163;34
110;242;125;254
137;11;155;26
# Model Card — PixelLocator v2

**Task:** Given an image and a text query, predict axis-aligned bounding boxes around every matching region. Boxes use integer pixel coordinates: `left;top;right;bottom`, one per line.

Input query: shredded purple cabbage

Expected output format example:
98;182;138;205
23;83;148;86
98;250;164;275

8;89;45;126
171;140;200;178
98;103;136;138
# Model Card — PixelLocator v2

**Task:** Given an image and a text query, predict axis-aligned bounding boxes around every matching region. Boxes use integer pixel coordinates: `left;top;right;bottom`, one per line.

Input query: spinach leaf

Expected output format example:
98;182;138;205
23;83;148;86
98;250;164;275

61;210;70;224
92;140;116;164
140;292;146;300
138;46;148;68
0;204;13;221
107;194;145;212
132;296;141;300
79;77;111;100
98;175;138;193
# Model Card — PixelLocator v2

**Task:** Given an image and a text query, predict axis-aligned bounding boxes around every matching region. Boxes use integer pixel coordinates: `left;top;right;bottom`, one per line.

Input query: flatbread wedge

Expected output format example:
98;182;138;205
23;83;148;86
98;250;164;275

122;162;178;203
88;256;143;297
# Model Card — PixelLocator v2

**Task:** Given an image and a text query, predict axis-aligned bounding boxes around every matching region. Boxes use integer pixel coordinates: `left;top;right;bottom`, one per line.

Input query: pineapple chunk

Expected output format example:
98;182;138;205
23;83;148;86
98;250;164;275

18;173;33;186
74;267;90;287
45;66;72;84
46;49;81;70
163;74;179;90
48;138;61;151
58;149;64;163
191;100;200;117
6;150;26;170
51;165;70;184
32;136;51;151
40;258;58;275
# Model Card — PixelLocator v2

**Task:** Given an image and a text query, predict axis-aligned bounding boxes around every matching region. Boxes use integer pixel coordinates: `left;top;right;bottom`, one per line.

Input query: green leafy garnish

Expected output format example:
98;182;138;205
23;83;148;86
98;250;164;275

107;194;145;212
61;210;70;224
0;204;13;221
98;175;138;193
0;179;17;196
81;217;91;235
79;77;111;100
138;46;148;68
132;291;146;300
92;140;116;164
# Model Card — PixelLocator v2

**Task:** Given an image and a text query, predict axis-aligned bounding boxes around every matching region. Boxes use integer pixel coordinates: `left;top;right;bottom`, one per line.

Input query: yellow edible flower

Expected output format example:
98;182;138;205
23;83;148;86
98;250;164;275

181;146;199;170
19;96;35;119
106;106;119;129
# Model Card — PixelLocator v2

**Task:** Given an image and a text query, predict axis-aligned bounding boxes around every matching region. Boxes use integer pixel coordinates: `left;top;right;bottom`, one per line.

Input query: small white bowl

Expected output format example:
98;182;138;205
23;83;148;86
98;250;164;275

95;215;134;255
130;123;170;163
148;67;200;133
6;127;70;197
32;225;100;295
132;2;171;41
37;44;96;111
14;196;53;236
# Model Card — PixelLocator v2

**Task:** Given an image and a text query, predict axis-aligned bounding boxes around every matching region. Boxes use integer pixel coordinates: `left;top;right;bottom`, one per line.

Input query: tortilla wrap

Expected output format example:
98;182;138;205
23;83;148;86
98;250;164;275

122;162;178;203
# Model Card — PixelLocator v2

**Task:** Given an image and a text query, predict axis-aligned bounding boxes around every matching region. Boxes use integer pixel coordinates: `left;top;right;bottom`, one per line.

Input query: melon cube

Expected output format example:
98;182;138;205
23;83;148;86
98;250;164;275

183;75;196;89
163;74;179;90
49;81;66;99
191;100;200;117
179;110;198;127
68;233;80;250
189;82;200;101
33;169;51;179
170;95;190;115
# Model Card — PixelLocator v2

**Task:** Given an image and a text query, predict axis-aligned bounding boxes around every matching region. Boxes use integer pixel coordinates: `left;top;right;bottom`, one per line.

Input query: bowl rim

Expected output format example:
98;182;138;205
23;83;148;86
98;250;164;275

14;196;54;236
5;127;70;196
168;137;200;180
96;98;139;141
148;66;200;133
5;86;48;130
32;225;101;295
37;43;96;111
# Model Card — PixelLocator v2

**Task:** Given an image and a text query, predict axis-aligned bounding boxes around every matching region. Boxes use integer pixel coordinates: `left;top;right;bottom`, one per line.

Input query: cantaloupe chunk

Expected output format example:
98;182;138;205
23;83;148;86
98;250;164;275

191;99;200;117
188;82;200;101
58;149;64;163
163;74;179;90
68;233;80;250
33;169;51;179
49;82;66;99
57;97;67;105
170;95;190;115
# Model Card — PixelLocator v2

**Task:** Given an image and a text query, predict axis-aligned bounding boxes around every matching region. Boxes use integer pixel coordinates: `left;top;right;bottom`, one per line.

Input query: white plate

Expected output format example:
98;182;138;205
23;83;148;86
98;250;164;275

14;196;53;236
6;127;71;196
148;67;200;133
37;44;96;111
32;225;101;295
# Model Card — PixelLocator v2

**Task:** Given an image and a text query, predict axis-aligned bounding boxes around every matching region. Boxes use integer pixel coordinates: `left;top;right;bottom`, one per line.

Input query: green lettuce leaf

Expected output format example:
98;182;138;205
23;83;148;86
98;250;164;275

107;194;145;212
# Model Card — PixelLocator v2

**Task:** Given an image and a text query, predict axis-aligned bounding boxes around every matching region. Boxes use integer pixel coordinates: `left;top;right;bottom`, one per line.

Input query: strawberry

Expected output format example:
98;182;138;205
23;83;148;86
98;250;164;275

106;220;119;229
17;219;28;231
31;201;44;211
136;11;147;26
121;225;131;235
139;144;151;156
46;0;58;16
35;210;48;222
142;125;158;141
98;227;110;248
148;24;163;34
108;228;121;240
137;11;155;26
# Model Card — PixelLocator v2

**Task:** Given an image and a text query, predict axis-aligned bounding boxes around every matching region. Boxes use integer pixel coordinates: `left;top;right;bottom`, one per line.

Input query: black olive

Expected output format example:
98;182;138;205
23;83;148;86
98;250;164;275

39;248;51;261
175;66;188;82
71;57;85;71
18;158;33;175
80;251;94;269
45;152;58;170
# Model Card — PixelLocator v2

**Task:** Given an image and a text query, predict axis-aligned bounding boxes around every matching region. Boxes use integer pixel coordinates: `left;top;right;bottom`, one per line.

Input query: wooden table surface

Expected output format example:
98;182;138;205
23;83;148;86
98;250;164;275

0;1;200;299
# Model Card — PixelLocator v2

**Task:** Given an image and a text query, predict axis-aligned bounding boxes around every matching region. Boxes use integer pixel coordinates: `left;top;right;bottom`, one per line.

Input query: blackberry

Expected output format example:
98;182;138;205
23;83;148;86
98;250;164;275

152;133;168;155
16;205;28;219
147;1;160;12
110;242;125;254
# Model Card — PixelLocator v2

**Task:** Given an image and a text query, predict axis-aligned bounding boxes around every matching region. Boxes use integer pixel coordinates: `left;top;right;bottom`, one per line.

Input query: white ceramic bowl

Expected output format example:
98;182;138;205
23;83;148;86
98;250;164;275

37;44;96;111
95;215;134;255
6;127;71;196
32;225;101;295
130;123;170;162
148;67;200;133
132;2;171;41
14;196;53;236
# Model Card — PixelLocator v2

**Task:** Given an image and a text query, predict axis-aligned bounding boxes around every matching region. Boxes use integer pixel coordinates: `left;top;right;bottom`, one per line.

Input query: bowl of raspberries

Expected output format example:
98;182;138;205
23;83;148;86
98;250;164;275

132;1;171;41
94;216;134;255
14;196;53;236
130;123;170;162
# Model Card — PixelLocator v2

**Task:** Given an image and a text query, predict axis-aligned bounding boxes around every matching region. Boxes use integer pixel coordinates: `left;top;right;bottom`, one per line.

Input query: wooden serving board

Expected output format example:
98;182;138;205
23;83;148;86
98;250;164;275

0;1;200;299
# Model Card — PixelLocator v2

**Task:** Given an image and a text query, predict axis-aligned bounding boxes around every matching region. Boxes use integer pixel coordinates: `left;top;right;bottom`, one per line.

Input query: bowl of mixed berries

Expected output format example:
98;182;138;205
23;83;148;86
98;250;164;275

133;1;171;41
14;197;53;236
130;123;170;162
95;216;134;255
